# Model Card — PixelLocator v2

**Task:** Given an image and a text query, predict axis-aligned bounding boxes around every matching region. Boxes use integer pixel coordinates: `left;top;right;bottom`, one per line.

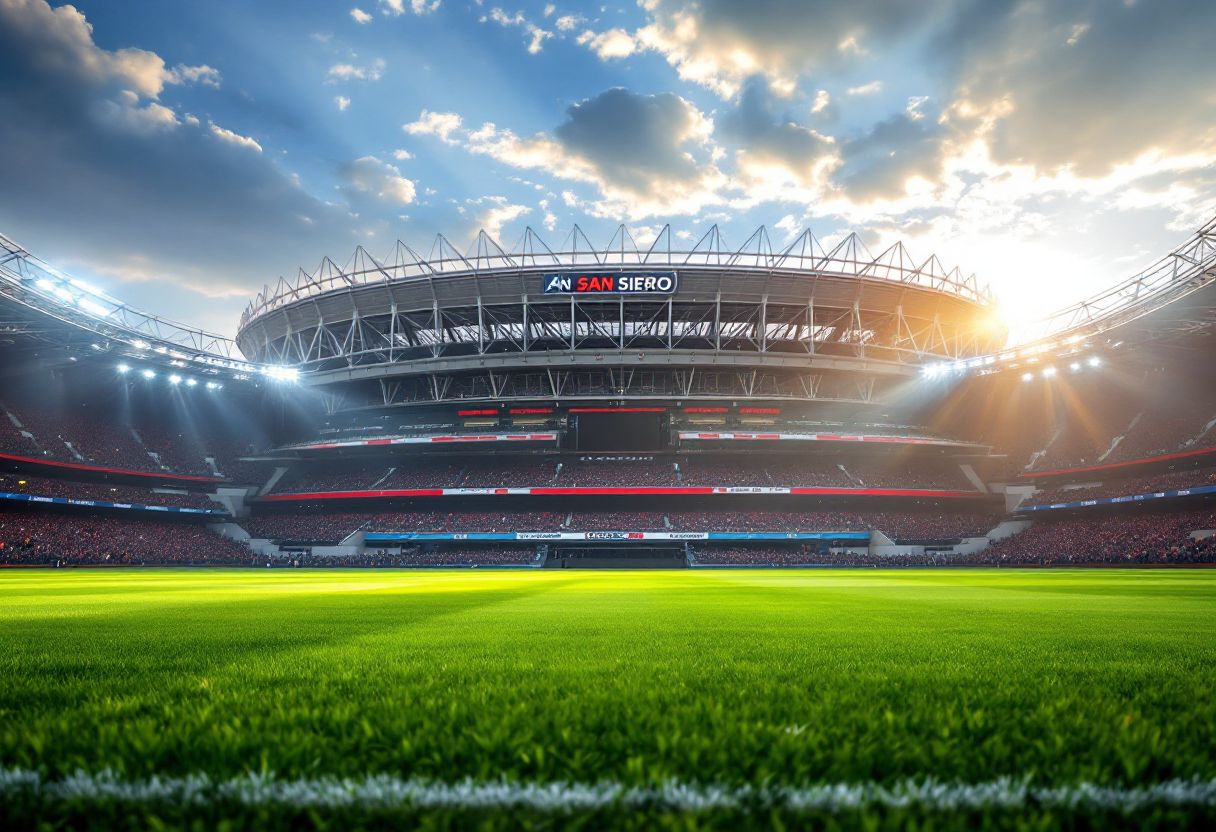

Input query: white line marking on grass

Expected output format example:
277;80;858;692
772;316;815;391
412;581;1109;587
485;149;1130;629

2;770;1215;814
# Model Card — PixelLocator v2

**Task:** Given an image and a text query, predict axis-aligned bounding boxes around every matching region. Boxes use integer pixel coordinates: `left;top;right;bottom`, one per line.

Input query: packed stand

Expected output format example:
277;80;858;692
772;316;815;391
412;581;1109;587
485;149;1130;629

971;509;1216;565
459;458;559;487
678;458;851;487
862;511;1001;540
270;466;388;495
1030;468;1216;505
366;510;564;533
400;546;537;566
693;545;823;565
1107;404;1216;463
558;458;676;487
0;510;250;566
566;512;669;530
668;510;865;532
0;474;216;509
240;513;373;542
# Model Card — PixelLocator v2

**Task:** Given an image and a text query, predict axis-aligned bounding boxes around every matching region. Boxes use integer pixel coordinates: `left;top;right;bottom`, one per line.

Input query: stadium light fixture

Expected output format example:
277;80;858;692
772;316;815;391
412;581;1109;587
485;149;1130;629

186;378;197;387
205;381;221;390
1088;356;1101;367
1070;362;1081;372
169;374;182;385
263;366;299;382
141;369;155;379
1022;372;1034;382
1042;367;1057;378
117;364;130;374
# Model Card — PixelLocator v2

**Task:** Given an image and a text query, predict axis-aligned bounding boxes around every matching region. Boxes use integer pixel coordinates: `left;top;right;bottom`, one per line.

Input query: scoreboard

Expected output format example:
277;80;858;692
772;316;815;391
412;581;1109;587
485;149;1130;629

543;272;678;295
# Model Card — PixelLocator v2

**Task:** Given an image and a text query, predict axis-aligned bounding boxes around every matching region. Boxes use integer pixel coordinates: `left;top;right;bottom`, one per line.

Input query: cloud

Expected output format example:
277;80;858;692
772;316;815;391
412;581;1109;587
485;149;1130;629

335;95;351;111
577;28;636;59
468;196;530;239
379;0;440;15
941;0;1216;178
350;8;372;23
0;0;363;336
403;109;463;144
392;149;413;160
327;58;385;81
340;156;417;206
846;81;882;96
411;88;727;219
554;14;583;31
485;8;554;54
629;0;948;98
208;123;262;153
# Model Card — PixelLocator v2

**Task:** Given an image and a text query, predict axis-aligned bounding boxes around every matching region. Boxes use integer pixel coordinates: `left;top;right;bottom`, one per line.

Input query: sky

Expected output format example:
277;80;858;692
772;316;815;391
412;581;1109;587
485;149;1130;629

0;0;1214;340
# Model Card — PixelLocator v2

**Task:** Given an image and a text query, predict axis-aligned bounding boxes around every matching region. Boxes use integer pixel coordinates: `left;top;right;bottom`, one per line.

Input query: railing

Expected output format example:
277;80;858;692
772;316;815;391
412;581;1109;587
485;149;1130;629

239;224;994;327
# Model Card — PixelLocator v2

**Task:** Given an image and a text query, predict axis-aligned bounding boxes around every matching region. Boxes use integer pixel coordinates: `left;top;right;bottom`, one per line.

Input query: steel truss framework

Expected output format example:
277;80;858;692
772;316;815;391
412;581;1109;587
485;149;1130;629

236;225;1002;391
0;233;255;372
366;366;879;409
1005;215;1216;349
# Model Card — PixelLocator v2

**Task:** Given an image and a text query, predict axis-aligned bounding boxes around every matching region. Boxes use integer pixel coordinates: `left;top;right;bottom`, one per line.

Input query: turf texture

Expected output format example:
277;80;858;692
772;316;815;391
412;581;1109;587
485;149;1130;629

1;568;1214;830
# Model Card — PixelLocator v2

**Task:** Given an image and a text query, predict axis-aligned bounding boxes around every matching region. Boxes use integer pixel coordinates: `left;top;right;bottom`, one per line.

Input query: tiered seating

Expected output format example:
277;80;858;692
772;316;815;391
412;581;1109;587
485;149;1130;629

0;510;249;565
0;474;215;509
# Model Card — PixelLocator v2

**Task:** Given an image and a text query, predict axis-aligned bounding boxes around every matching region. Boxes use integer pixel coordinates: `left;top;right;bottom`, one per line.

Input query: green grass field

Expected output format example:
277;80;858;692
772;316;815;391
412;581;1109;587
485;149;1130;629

1;568;1215;830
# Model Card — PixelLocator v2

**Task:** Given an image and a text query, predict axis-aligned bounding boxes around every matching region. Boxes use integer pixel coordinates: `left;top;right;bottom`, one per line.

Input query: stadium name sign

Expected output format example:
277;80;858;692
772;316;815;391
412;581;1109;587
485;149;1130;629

543;272;678;295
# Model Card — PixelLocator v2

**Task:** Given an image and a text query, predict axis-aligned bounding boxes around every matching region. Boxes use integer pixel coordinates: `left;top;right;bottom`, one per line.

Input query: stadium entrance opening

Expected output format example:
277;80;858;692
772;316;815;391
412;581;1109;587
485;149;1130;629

572;412;667;452
545;545;687;569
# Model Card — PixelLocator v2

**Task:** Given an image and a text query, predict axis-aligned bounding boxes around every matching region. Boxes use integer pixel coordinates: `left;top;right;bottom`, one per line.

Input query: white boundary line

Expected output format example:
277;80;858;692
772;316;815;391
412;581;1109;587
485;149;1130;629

2;770;1215;813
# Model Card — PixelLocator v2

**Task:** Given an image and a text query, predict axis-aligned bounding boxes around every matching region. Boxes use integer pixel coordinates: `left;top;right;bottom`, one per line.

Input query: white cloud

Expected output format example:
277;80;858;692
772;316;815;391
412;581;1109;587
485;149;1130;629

811;90;830;113
420;89;728;220
208;123;262;152
379;0;440;15
847;81;883;96
468;196;530;239
555;14;584;31
335;95;351;111
341;156;417;206
905;96;929;121
403;110;463;144
327;59;385;81
543;4;555;16
350;8;372;23
165;64;221;88
577;28;636;59
392;149;413;160
0;0;223;135
486;8;554;54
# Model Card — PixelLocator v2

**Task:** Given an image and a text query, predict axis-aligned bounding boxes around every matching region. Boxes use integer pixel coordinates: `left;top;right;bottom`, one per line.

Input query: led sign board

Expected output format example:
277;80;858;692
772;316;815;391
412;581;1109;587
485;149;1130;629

542;272;678;295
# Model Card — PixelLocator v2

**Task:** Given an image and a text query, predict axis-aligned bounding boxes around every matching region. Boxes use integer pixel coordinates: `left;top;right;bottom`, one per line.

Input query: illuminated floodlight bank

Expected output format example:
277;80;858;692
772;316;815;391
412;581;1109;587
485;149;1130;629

263;366;299;382
169;374;182;385
141;369;155;379
117;364;130;374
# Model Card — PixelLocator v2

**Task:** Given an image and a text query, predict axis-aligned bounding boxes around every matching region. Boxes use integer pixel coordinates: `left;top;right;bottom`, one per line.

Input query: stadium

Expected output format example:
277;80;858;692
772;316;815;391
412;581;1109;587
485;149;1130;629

4;220;1216;570
3;217;1216;829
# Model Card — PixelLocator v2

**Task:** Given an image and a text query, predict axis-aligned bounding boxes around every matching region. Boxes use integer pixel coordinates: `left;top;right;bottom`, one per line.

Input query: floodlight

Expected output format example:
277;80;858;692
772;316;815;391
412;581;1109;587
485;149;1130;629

205;381;220;390
1088;356;1101;367
117;364;130;373
1042;367;1056;378
169;374;182;384
141;369;155;379
186;378;197;387
1022;372;1034;382
1070;362;1081;371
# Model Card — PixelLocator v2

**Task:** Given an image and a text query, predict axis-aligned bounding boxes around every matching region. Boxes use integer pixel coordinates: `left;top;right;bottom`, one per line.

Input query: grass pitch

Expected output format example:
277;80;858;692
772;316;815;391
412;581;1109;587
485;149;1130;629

1;568;1214;829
